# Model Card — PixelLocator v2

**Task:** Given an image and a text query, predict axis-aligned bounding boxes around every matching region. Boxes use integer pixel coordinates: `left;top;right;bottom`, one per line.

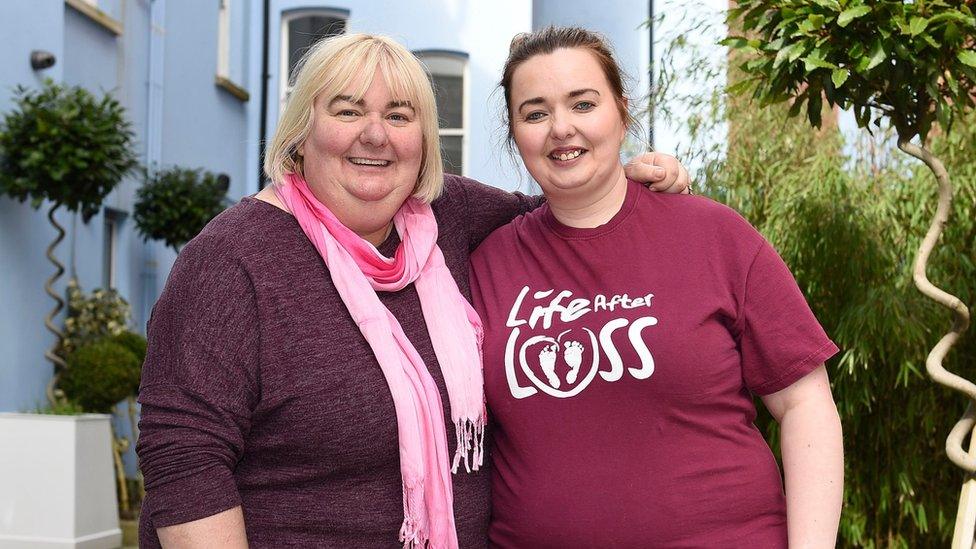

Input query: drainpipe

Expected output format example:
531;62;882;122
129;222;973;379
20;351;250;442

147;0;164;173
258;0;270;189
142;0;165;328
648;0;655;150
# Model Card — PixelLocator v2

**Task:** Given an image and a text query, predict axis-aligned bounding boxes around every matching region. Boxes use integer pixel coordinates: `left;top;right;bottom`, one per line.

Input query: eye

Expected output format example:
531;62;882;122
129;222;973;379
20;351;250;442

387;111;412;123
574;101;596;111
524;111;547;122
335;108;362;118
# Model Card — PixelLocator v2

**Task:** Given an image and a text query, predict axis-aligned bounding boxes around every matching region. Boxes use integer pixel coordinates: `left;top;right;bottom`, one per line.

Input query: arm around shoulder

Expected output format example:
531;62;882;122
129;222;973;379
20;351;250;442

443;174;544;250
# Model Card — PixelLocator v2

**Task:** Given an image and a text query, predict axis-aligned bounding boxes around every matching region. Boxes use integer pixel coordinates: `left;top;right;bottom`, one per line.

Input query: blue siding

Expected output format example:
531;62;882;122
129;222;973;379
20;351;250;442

1;0;654;473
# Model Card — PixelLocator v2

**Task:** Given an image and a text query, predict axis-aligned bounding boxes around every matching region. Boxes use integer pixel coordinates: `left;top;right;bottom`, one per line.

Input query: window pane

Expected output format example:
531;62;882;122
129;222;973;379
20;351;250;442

288;16;345;79
441;135;463;175
431;74;463;129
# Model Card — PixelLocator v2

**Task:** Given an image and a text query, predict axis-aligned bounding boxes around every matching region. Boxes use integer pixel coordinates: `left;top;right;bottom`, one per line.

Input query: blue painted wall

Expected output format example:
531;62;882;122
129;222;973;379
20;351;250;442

0;0;67;413
1;0;655;473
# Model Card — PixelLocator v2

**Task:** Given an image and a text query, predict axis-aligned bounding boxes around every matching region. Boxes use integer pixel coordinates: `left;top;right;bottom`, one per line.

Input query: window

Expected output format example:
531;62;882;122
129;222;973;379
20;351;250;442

215;0;249;101
417;52;467;175
279;10;348;107
217;0;231;78
102;208;126;289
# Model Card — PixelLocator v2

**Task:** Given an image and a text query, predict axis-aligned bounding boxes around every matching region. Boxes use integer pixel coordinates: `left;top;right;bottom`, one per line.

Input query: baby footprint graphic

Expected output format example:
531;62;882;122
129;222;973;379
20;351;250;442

539;343;560;388
564;341;584;383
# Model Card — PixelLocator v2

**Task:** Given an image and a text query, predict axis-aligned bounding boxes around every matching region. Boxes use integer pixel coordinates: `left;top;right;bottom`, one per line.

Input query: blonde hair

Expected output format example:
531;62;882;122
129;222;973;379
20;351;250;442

264;33;444;203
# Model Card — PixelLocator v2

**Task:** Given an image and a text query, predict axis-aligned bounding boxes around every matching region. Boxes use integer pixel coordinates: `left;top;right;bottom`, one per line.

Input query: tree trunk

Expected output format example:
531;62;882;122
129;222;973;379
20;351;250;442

43;203;67;406
896;139;974;548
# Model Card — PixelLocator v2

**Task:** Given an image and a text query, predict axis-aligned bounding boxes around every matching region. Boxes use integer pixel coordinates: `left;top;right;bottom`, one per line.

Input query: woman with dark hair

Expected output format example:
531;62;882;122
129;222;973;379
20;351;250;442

470;26;843;548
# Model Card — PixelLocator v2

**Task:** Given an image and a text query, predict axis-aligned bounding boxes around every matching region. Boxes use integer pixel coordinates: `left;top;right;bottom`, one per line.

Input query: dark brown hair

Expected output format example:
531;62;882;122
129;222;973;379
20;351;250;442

500;26;636;142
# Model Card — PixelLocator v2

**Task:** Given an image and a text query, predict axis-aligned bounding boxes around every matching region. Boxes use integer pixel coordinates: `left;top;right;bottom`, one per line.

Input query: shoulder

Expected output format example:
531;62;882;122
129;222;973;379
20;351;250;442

184;197;300;256
432;173;495;213
639;192;766;253
169;197;306;286
468;207;531;267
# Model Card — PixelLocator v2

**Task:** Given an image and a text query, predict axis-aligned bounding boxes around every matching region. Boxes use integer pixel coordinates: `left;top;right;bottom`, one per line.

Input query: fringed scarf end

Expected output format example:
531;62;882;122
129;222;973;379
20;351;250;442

450;418;486;474
399;480;429;548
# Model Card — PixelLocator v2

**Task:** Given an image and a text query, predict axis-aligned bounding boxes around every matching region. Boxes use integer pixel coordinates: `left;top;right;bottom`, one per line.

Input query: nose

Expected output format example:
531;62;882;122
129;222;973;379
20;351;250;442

549;111;576;141
359;114;389;147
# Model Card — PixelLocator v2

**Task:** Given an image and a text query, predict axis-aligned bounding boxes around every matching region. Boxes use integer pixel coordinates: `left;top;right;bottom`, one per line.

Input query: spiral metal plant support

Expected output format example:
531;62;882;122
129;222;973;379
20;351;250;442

43;203;68;406
897;140;974;547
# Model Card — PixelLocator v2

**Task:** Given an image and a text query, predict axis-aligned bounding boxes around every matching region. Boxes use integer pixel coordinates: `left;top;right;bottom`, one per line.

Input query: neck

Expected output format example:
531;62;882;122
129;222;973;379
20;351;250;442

361;223;394;247
547;166;629;228
257;184;395;247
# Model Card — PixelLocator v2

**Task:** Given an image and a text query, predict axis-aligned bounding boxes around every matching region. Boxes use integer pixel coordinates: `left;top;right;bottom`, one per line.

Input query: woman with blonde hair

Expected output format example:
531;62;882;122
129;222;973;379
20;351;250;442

136;32;688;548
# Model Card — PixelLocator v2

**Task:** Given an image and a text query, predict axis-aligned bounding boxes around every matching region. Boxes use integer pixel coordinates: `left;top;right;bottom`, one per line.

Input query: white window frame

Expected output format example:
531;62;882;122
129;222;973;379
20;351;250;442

102;208;126;289
416;51;468;176
279;9;348;110
217;0;231;78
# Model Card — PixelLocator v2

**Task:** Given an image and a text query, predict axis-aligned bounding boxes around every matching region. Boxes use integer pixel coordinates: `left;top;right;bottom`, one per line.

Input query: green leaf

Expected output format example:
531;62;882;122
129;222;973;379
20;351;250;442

832;68;850;88
722;37;751;49
945;22;961;44
909;17;929;37
812;0;841;11
727;78;757;96
807;91;824;128
838;6;871;27
865;40;887;71
804;50;839;72
957;50;976;68
774;42;803;68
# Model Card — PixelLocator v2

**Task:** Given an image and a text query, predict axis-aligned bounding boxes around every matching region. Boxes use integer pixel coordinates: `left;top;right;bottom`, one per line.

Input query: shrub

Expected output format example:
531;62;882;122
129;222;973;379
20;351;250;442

112;330;147;395
60;340;141;413
59;279;131;358
0;79;137;221
133;166;229;253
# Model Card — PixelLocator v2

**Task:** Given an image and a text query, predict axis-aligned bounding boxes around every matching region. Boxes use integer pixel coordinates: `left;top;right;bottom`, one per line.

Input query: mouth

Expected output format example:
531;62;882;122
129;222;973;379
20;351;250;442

347;157;392;167
548;148;587;162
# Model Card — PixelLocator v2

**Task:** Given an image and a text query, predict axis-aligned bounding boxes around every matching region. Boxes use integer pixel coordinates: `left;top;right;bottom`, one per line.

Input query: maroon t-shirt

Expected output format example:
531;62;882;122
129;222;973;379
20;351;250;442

136;175;539;548
469;179;838;548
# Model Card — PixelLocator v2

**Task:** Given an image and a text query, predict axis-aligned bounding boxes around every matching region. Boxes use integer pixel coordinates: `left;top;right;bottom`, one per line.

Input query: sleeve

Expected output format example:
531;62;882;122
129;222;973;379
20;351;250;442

136;239;260;528
454;174;545;251
735;241;839;395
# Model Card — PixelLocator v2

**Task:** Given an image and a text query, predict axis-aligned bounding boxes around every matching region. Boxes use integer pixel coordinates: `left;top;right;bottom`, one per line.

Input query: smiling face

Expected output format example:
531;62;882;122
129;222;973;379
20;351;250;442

301;68;424;244
509;47;628;200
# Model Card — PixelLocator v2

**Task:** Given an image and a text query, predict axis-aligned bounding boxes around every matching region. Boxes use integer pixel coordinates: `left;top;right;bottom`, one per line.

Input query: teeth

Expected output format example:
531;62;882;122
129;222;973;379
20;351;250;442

554;150;583;161
349;158;390;166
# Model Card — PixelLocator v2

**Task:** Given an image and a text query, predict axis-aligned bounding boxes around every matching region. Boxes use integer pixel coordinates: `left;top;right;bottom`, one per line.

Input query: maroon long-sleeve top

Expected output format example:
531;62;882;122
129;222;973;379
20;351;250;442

136;175;539;548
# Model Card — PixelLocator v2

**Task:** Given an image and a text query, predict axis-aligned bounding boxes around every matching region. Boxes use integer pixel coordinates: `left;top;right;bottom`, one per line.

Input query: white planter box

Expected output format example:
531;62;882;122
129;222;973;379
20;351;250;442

0;413;121;549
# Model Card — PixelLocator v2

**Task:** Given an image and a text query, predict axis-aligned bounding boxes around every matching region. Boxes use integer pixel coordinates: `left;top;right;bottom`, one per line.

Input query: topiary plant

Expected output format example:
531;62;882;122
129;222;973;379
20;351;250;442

0;79;138;404
133;166;229;253
112;330;146;395
60;339;141;414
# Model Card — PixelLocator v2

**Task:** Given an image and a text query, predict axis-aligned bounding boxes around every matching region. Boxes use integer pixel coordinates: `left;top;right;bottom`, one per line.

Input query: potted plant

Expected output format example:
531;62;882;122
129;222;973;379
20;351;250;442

134;166;230;254
0;409;122;548
0;79;138;404
0;283;144;548
58;282;146;519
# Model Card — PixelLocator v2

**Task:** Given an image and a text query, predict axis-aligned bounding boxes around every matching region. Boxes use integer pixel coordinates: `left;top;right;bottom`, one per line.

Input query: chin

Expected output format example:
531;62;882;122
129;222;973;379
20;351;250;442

346;180;403;203
540;175;591;193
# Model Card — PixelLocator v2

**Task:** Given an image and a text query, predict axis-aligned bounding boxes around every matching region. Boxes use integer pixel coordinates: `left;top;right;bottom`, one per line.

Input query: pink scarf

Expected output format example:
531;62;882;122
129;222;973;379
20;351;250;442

275;173;485;548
